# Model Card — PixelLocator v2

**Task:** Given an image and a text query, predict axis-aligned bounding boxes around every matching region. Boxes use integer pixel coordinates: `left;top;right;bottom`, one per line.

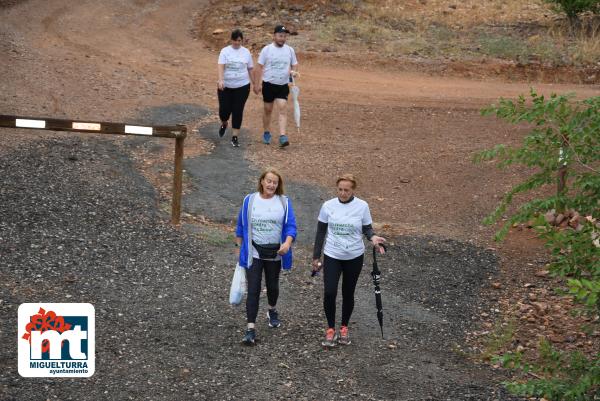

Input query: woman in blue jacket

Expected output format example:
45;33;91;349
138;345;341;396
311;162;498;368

235;167;297;345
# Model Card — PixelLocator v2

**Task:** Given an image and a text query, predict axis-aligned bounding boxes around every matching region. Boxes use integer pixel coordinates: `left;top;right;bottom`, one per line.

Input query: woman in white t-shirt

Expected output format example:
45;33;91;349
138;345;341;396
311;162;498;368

312;174;386;347
217;29;255;147
235;168;298;345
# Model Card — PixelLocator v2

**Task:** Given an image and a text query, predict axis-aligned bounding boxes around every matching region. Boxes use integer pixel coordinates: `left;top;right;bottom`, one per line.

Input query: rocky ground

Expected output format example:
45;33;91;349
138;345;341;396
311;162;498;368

197;0;600;84
0;136;525;400
0;0;598;400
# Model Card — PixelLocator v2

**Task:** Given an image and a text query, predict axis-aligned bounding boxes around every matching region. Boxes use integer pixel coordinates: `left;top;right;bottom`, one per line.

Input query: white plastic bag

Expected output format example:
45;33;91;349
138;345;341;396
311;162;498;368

229;263;247;306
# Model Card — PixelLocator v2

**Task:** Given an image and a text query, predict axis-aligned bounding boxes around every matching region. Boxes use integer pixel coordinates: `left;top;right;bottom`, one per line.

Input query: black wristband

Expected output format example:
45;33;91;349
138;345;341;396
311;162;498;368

362;224;375;240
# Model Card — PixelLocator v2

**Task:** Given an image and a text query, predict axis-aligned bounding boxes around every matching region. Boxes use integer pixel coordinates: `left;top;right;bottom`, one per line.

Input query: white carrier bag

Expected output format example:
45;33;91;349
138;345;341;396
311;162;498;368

229;263;247;306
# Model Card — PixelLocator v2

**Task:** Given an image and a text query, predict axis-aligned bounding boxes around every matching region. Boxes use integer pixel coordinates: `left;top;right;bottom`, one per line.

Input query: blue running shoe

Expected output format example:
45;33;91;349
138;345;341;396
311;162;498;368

263;131;272;144
242;328;256;345
279;134;289;148
267;309;281;328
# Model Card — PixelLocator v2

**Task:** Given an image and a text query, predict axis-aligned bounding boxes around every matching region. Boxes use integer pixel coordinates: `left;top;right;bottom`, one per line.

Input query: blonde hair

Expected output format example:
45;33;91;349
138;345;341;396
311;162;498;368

258;167;285;195
336;174;357;189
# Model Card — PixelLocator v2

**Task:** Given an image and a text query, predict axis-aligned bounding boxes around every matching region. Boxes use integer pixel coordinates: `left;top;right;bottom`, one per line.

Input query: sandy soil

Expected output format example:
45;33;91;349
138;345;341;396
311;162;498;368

1;0;598;399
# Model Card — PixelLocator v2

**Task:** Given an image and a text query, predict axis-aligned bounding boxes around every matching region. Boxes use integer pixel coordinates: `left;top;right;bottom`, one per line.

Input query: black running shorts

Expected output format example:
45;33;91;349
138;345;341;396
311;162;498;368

262;81;289;103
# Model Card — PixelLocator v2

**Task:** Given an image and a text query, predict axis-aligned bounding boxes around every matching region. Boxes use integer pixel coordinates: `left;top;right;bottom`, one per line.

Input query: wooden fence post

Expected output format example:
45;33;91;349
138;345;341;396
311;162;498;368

171;126;186;225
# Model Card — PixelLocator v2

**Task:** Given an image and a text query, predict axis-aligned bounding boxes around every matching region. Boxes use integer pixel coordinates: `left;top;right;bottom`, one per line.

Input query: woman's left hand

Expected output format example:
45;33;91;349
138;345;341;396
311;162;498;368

371;235;386;254
278;242;291;255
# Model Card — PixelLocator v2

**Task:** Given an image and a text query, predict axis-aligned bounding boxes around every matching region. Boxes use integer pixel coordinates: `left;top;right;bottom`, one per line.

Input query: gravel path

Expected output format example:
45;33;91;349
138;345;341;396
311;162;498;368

183;120;326;244
0;135;521;400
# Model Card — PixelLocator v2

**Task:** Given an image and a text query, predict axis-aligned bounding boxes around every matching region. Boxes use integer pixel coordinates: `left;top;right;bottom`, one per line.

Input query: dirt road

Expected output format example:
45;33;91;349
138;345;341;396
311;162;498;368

1;1;597;400
2;0;598;238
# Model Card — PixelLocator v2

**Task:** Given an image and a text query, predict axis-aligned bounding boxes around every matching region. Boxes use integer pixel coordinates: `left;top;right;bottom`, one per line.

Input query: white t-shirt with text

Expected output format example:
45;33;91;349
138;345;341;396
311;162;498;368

318;197;373;260
218;45;254;89
258;43;298;86
251;194;285;259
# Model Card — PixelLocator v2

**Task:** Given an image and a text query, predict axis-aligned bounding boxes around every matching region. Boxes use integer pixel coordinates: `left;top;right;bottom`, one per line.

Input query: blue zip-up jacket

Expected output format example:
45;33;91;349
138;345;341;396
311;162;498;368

235;192;297;270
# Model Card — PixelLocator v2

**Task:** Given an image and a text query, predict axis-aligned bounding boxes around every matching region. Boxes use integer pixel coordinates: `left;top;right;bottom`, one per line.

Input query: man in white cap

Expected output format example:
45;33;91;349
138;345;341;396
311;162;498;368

254;24;299;148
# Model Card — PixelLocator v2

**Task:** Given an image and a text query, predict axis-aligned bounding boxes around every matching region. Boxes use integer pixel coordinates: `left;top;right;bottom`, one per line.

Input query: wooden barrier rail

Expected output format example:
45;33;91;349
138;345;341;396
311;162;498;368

0;114;187;225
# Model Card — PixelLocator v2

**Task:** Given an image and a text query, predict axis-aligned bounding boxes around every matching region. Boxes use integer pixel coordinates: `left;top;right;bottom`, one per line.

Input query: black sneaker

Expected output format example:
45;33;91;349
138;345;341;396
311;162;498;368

267;309;281;328
242;328;256;345
218;123;227;138
231;136;239;147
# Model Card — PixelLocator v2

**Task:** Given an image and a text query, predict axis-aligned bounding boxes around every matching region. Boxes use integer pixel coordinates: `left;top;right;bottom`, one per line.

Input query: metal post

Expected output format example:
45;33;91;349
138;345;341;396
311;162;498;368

557;140;568;213
171;134;185;225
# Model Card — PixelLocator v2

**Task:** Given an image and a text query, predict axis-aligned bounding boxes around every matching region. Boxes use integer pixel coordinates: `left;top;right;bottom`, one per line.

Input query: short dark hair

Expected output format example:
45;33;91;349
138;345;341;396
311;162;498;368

231;29;244;40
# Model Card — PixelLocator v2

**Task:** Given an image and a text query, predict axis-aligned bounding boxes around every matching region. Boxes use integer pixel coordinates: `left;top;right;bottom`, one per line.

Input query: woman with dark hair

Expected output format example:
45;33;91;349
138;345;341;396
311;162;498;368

217;29;254;147
235;167;297;345
312;174;386;347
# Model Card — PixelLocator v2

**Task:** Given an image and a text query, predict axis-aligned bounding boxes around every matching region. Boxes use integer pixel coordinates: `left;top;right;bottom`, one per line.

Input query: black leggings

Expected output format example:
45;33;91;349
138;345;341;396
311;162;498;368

323;254;364;329
217;84;250;130
246;258;281;323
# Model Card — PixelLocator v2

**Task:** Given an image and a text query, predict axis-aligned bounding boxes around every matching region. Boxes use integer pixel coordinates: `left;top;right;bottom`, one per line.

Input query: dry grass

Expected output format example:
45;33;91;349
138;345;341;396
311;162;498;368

356;0;552;28
563;19;600;64
200;0;599;67
573;31;600;64
314;0;600;65
317;15;397;44
477;32;564;64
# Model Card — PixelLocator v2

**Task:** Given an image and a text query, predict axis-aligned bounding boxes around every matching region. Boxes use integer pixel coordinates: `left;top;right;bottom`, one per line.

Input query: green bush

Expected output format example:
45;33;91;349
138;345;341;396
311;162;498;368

477;91;600;400
537;216;600;310
496;340;600;401
477;91;600;314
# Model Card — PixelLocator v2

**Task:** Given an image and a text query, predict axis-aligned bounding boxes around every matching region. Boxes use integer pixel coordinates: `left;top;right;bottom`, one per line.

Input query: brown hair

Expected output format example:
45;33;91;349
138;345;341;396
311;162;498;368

336;174;357;189
258;167;285;195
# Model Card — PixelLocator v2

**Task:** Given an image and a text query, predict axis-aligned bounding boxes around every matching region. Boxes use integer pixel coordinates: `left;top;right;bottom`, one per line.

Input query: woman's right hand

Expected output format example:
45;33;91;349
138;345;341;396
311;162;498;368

311;258;322;273
371;235;387;254
234;239;241;256
217;80;225;91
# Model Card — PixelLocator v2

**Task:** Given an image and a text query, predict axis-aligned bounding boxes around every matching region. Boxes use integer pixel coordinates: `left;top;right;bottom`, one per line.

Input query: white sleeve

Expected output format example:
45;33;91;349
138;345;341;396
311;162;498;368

246;49;254;69
317;204;329;223
290;47;298;66
218;48;227;65
258;47;267;66
362;204;373;225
